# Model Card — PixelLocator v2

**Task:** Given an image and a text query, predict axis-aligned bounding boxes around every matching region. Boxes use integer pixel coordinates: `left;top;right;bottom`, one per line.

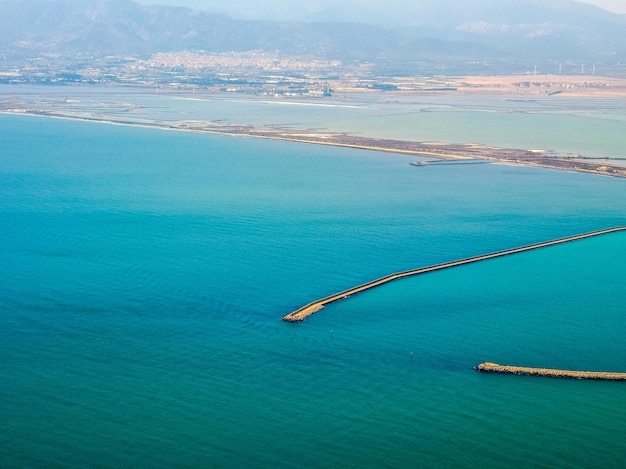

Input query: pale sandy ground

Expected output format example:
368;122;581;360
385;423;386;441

446;74;626;97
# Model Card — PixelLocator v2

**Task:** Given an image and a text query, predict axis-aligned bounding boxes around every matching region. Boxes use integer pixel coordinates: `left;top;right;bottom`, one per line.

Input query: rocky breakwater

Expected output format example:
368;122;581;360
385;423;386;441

475;362;626;381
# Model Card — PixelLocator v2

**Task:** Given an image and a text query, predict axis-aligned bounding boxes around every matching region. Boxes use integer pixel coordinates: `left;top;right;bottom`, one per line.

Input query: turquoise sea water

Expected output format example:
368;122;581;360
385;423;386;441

1;111;626;468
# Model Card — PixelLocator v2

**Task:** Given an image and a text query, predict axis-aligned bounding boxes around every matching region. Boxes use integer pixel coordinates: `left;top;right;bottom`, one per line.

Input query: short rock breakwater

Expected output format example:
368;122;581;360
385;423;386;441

475;362;626;380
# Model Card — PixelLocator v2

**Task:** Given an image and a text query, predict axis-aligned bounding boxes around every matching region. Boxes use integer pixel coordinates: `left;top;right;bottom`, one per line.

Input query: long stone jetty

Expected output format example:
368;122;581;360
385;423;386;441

282;226;626;322
475;362;626;380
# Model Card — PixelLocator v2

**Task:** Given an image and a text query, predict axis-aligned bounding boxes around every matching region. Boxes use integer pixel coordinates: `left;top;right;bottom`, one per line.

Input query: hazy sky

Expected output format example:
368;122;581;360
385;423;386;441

135;0;626;15
585;0;626;12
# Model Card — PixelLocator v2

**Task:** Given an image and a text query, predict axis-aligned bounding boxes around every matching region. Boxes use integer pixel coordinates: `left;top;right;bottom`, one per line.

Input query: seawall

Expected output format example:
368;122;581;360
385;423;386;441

475;362;626;380
282;226;626;322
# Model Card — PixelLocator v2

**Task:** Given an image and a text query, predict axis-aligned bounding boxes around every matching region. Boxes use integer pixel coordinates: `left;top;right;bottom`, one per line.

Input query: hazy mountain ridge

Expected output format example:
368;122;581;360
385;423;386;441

1;0;625;67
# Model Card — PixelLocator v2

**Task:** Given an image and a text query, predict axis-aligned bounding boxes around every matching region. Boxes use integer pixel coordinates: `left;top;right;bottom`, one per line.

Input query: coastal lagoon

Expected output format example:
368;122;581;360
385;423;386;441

3;84;626;160
1;89;626;467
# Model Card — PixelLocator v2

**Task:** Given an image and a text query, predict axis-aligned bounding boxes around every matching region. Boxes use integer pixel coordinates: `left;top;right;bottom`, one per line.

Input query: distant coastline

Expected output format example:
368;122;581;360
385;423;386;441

2;105;626;179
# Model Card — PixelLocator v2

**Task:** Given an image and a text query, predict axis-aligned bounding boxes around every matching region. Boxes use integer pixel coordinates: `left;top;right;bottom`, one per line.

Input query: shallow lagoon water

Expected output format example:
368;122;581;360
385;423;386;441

3;84;626;159
1;103;626;467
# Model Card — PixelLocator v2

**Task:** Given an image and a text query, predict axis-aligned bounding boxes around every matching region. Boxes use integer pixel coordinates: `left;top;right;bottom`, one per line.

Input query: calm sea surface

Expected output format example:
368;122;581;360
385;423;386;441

1;99;626;468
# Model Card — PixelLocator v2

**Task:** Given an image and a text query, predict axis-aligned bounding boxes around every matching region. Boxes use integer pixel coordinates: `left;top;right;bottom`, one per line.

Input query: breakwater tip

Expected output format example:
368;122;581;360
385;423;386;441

281;304;325;322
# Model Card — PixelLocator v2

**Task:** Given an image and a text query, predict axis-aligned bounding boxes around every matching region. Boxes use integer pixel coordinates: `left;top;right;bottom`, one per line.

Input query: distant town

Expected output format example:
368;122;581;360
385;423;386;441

2;51;626;98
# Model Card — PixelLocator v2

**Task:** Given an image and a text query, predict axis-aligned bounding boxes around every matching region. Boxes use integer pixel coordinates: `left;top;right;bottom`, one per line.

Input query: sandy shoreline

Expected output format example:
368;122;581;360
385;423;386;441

2;104;626;179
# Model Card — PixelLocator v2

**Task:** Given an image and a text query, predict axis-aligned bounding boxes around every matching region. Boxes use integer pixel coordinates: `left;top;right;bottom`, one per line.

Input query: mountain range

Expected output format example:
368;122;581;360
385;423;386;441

1;0;626;72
